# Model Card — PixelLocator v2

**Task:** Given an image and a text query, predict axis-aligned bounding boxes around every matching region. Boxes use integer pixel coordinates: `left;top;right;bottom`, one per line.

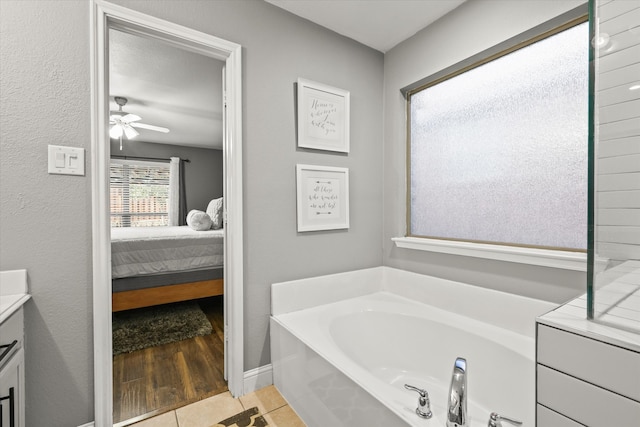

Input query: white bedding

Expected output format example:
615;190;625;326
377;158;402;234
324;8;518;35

111;226;224;279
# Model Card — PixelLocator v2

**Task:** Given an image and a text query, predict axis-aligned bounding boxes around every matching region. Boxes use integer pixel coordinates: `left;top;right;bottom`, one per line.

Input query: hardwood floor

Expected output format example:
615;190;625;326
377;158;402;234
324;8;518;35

113;296;227;425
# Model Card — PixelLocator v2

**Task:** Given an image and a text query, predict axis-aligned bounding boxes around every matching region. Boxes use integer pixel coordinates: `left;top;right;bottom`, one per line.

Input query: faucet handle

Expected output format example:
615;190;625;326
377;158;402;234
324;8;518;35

404;384;433;419
488;412;523;427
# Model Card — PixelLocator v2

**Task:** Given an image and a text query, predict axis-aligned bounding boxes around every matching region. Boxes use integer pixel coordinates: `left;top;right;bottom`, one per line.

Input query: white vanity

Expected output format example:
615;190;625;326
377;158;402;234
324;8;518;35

536;291;640;427
0;270;30;427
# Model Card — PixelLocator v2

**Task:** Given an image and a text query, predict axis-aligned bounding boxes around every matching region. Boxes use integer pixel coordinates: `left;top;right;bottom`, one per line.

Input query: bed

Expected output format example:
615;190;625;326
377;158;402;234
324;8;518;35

111;226;224;312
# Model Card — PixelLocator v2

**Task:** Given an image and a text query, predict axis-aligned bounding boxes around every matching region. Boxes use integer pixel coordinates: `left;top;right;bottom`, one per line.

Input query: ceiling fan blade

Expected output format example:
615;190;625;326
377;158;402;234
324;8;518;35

123;124;139;139
130;122;170;133
121;113;141;123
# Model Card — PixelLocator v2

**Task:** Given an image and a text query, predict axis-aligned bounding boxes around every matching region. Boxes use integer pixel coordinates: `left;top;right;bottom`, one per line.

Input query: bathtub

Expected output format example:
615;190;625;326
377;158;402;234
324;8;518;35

270;267;557;426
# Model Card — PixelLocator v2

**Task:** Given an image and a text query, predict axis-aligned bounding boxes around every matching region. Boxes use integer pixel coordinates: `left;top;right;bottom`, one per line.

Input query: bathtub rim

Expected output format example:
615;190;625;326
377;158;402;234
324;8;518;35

271;266;558;337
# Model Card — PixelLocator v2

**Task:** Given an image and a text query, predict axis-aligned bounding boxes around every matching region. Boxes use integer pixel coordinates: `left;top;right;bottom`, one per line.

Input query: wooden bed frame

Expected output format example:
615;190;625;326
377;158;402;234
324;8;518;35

112;278;224;312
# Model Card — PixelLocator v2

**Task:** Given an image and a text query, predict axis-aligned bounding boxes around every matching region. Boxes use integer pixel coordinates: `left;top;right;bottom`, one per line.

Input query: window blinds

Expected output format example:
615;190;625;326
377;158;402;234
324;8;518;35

110;159;170;227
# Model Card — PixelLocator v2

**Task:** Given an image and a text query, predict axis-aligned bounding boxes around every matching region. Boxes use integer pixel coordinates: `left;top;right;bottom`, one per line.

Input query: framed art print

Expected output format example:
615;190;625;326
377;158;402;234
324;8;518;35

297;78;350;153
296;164;349;232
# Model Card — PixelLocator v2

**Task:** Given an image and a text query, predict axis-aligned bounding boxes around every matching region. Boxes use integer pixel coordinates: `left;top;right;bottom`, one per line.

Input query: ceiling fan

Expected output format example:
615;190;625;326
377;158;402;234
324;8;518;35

109;96;170;150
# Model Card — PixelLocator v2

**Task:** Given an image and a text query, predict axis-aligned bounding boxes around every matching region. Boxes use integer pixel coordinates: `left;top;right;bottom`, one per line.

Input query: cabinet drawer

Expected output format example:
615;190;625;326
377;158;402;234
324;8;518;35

537;404;582;427
0;347;24;427
537;324;640;400
0;309;23;368
537;364;640;427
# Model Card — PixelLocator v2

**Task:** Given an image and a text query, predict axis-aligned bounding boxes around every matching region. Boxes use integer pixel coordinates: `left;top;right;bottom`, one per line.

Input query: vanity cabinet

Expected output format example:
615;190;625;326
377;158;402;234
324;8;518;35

536;323;640;427
0;308;25;427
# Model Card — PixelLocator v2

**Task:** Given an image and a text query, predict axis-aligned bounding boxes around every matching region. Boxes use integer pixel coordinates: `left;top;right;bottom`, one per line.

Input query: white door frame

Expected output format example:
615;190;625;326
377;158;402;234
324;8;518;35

89;1;244;425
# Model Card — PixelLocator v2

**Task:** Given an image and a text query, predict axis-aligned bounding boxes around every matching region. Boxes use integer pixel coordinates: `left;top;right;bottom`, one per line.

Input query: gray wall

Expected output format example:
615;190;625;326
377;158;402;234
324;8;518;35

382;0;589;304
1;1;94;425
0;0;383;425
109;140;224;214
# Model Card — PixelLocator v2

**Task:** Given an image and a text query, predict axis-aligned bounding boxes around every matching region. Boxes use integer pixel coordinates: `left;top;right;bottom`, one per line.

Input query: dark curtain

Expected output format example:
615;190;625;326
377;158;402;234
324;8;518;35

178;159;187;225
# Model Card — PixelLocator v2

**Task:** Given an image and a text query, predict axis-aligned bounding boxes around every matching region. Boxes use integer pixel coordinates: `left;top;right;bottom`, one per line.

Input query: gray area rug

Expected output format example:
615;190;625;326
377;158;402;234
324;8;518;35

112;301;213;355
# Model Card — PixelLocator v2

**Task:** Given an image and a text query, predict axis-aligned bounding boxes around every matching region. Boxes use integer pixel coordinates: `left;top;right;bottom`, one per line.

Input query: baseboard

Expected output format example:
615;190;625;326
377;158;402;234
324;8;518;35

78;422;95;427
243;364;273;394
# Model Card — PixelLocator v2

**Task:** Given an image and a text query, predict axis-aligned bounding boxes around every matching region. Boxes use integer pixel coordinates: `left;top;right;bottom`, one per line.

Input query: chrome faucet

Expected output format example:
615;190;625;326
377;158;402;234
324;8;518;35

446;357;467;427
404;384;433;419
487;412;522;427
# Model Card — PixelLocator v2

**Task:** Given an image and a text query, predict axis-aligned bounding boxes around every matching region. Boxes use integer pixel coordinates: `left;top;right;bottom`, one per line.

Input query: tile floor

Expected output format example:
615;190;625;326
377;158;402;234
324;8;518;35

132;385;306;427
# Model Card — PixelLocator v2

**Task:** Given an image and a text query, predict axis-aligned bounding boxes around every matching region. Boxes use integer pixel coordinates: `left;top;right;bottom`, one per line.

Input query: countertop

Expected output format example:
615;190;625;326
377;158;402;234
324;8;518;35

0;269;31;324
538;291;640;353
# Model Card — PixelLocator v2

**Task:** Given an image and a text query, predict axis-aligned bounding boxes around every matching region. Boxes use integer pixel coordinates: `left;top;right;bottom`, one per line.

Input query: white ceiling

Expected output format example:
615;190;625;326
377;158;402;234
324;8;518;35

108;1;466;150
109;30;225;149
265;0;466;52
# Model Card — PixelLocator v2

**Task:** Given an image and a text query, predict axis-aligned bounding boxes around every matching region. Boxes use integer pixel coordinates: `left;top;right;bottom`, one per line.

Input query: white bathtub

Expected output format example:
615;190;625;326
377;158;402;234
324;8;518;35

270;267;557;426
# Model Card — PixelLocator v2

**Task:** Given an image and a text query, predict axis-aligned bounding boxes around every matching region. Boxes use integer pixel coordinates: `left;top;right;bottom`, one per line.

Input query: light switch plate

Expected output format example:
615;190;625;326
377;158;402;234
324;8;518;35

48;145;85;176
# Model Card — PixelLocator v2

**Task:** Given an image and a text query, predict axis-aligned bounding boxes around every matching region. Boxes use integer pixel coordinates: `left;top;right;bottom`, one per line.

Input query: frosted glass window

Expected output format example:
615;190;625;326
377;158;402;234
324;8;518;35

409;22;588;250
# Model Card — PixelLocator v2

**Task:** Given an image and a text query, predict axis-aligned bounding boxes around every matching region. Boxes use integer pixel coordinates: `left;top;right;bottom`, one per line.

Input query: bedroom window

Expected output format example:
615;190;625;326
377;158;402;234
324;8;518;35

405;19;588;251
110;159;170;227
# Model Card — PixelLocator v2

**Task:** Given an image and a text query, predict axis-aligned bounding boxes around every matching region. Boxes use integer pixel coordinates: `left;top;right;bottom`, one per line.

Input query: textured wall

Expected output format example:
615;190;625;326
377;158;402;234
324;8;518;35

0;1;94;426
1;1;383;425
382;0;589;303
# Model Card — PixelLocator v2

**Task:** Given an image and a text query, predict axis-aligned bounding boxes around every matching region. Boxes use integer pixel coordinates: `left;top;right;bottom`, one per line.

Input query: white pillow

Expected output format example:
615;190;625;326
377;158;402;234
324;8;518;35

186;209;213;231
206;197;224;229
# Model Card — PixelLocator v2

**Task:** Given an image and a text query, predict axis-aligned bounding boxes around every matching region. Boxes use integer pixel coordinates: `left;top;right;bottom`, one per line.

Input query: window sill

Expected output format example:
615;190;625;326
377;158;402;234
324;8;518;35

392;237;587;272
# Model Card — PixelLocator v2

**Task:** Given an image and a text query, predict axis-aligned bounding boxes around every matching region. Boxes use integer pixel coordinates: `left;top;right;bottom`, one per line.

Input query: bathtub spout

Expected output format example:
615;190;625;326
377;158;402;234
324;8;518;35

446;357;467;427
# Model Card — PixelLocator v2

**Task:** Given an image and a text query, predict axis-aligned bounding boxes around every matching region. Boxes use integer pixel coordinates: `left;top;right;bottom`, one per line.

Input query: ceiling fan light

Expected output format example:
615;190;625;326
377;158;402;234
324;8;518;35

124;125;139;139
109;124;123;139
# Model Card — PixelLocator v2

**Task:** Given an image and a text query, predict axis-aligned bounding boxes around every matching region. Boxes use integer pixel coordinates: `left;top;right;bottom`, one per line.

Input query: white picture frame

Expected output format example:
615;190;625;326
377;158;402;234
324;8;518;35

297;78;350;153
296;164;350;232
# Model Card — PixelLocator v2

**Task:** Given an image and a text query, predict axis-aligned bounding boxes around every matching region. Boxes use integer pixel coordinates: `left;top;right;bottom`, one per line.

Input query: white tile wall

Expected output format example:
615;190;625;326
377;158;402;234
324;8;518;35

595;0;640;262
594;0;640;337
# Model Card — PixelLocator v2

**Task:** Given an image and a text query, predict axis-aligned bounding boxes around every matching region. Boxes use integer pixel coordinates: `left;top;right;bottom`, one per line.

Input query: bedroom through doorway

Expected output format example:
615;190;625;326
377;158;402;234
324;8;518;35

107;25;228;426
91;2;244;424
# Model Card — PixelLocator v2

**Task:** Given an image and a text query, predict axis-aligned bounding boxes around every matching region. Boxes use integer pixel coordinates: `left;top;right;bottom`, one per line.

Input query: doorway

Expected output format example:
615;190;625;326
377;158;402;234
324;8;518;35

90;2;243;426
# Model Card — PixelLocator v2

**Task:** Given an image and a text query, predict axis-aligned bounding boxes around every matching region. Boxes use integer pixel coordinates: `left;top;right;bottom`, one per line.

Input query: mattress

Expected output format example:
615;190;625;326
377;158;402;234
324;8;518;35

111;226;224;279
112;267;224;293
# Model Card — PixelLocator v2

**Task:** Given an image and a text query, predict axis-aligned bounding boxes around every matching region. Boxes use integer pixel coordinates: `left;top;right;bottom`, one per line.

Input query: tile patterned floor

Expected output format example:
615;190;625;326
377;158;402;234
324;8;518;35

562;260;640;333
132;385;306;427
